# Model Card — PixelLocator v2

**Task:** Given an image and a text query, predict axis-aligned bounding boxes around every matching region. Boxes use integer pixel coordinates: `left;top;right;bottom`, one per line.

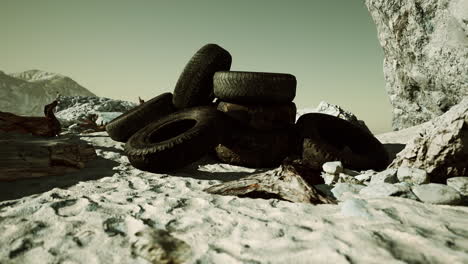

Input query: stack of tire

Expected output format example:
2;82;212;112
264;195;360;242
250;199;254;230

105;43;389;175
212;71;297;168
106;44;233;173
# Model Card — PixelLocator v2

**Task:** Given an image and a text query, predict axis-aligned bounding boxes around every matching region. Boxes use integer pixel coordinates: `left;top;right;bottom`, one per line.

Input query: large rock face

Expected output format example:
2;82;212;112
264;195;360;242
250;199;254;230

0;70;95;116
365;0;468;130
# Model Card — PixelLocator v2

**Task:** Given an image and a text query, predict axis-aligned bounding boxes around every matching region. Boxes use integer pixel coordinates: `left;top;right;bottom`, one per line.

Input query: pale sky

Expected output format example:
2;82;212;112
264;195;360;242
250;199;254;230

0;0;393;134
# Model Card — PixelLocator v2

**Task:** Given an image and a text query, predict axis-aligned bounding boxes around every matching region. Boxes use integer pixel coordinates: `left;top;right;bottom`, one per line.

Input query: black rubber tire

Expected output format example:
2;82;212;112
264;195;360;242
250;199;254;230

124;106;226;173
295;113;389;171
105;93;175;142
215;126;295;168
213;71;296;104
217;101;296;131
173;44;232;109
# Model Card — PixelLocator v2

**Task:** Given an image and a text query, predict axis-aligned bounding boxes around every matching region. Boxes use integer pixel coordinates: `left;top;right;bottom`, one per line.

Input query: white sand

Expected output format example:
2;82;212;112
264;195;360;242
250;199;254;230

1;131;468;264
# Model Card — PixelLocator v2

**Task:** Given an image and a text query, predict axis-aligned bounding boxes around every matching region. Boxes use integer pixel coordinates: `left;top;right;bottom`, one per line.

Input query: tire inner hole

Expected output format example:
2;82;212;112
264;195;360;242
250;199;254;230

149;119;197;143
318;126;367;155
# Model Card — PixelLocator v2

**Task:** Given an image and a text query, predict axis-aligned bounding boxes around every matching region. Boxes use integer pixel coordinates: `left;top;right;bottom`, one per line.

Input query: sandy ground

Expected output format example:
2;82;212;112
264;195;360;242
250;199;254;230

1;131;468;264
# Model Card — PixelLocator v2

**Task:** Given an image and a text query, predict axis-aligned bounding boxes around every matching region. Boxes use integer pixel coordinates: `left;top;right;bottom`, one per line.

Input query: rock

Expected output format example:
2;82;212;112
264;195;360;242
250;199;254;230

322;161;343;175
359;183;415;199
320;172;338;185
55;96;137;128
412;184;463;205
297;101;371;134
393;182;420;201
355;170;377;183
370;168;398;184
447;177;468;196
397;167;430;185
365;0;468;130
390;98;468;183
332;183;365;201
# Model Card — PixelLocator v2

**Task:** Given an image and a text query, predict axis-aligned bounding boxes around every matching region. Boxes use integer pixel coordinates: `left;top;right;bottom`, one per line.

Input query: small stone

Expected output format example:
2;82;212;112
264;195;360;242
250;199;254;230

320;172;338;185
446;177;468;196
322;161;343;175
370;168;398;184
338;173;362;185
393;182;419;201
397;167;430;185
412;184;462;205
355;170;377;183
359;183;410;198
332;183;365;201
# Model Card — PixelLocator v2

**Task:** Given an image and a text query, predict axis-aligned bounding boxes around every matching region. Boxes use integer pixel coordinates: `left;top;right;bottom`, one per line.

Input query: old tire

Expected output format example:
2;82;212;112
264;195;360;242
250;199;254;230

217;101;296;130
173;44;232;109
295;113;389;171
105;93;175;142
124;106;225;173
213;71;296;104
215;127;294;168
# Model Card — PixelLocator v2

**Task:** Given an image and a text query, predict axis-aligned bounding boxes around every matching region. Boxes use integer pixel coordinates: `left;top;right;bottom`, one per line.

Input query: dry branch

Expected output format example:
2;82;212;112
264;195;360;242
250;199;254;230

204;159;337;205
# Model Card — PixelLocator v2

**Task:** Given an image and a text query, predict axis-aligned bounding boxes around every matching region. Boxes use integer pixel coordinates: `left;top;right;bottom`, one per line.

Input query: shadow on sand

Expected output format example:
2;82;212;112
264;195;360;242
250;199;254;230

0;138;121;202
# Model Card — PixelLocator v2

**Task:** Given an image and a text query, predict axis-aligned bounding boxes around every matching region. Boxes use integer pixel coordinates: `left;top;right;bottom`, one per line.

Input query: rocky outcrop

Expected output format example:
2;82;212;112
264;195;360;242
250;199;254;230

389;97;468;183
0;70;95;116
365;0;468;130
55;96;137;129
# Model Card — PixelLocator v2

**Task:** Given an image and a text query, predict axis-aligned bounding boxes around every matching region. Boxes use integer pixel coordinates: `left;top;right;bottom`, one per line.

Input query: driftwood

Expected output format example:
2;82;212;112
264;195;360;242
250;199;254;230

0;132;97;181
77;113;106;133
0;100;61;137
204;158;337;205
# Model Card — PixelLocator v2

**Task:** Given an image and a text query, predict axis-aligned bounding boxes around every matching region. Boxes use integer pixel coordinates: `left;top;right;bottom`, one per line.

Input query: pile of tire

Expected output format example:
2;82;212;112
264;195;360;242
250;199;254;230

105;43;389;174
213;71;297;168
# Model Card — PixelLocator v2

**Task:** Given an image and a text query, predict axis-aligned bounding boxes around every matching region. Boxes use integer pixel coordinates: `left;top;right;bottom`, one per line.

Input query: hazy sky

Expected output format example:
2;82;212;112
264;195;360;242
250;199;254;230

0;0;393;134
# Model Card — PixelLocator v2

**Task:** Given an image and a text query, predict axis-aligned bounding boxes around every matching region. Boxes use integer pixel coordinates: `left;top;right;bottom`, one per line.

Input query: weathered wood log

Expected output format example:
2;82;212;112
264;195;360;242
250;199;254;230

204;159;337;205
0;100;61;137
0;132;97;181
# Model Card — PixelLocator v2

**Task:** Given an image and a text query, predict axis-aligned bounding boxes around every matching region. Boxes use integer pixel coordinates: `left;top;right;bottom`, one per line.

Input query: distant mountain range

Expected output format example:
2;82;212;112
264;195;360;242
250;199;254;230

0;69;95;116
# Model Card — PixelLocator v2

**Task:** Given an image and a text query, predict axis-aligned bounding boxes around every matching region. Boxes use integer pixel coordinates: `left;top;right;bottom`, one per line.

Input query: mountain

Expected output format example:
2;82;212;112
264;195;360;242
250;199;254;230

0;70;95;116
